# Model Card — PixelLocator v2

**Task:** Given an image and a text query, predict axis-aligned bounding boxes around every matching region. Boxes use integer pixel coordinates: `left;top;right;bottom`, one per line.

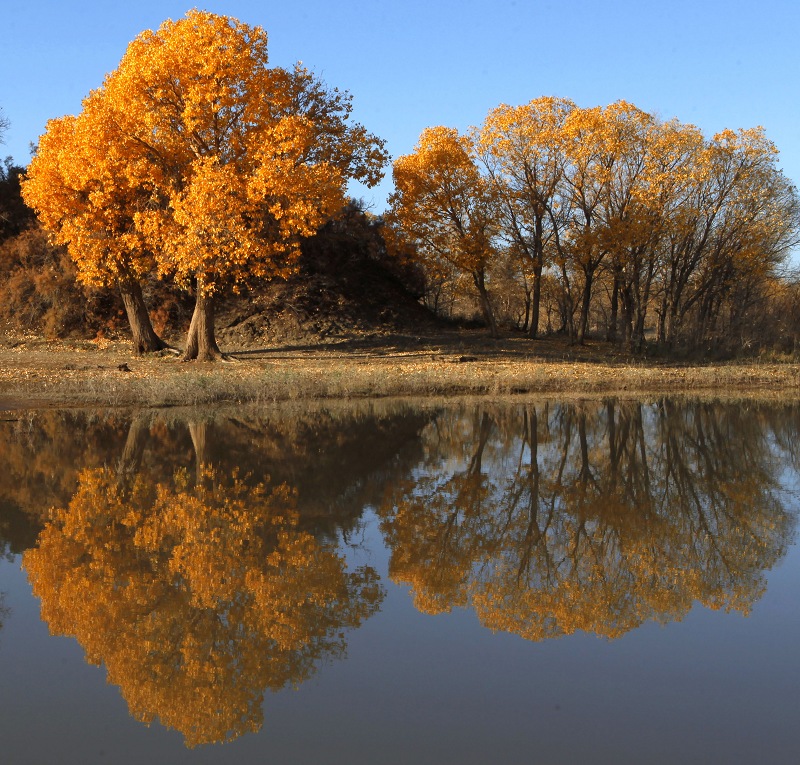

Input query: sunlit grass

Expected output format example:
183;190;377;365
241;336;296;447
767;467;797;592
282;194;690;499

1;336;798;408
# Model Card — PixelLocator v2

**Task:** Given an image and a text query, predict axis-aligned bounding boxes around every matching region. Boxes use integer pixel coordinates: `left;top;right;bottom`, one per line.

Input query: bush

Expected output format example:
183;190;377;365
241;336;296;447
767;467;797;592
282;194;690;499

0;226;125;338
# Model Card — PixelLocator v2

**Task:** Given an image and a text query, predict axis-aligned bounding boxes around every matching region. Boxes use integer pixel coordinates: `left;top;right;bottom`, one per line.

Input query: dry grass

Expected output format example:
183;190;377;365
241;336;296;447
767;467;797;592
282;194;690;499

1;331;798;408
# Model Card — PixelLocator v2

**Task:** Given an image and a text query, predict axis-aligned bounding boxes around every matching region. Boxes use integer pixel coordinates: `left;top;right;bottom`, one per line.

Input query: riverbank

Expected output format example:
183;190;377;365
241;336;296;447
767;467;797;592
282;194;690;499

1;331;798;408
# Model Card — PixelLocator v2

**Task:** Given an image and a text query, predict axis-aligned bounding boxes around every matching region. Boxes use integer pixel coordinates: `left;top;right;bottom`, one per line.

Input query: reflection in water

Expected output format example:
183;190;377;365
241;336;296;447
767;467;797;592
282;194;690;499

22;423;385;747
0;404;430;542
378;400;797;640
1;399;798;750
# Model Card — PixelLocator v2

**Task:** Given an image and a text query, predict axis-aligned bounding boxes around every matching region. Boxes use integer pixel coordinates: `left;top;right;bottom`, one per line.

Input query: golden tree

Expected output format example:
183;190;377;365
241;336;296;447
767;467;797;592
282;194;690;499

476;97;575;337
22;106;170;352
24;466;383;746
24;11;387;359
388;126;501;337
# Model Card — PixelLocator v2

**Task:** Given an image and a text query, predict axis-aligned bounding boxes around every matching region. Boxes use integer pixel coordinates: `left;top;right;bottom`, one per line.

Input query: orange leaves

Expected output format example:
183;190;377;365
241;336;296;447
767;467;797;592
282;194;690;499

389;126;499;277
395;96;797;347
96;9;385;299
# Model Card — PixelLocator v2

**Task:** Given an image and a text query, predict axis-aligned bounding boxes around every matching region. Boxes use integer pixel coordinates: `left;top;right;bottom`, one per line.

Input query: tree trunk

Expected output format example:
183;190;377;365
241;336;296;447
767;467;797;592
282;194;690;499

632;272;652;354
183;290;224;361
472;271;499;339
119;279;169;355
607;267;620;344
529;258;543;339
576;267;595;344
621;284;633;349
559;261;576;342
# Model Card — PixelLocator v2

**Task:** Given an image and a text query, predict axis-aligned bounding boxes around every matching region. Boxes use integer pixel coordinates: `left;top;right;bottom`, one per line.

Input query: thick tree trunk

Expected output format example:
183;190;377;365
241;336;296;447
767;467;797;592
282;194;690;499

183;291;224;361
119;280;169;355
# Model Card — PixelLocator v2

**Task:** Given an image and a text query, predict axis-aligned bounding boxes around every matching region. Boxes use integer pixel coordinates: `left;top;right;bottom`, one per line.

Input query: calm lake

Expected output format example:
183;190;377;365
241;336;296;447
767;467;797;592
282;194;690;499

0;397;798;764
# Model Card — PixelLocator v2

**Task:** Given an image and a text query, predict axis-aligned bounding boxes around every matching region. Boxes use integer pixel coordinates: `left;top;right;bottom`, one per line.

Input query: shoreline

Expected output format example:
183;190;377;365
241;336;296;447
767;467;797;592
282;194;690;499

1;334;799;408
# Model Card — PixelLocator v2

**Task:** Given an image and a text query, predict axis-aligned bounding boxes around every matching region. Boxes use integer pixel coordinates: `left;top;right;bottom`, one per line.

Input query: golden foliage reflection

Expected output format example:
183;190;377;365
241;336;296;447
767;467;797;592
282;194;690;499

379;401;795;640
24;463;383;747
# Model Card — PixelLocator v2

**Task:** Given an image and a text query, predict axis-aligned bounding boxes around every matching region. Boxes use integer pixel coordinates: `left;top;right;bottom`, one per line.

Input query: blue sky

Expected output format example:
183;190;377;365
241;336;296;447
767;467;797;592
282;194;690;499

2;0;798;212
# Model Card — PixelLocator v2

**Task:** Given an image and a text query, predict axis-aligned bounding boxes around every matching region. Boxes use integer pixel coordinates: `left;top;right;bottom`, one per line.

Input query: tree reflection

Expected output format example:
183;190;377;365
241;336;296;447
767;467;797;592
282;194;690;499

379;400;796;640
24;437;384;747
0;402;431;548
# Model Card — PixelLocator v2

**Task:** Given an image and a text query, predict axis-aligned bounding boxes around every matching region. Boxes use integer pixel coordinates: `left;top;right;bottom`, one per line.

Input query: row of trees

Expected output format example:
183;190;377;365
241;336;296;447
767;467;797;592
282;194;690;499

4;15;800;356
387;99;800;352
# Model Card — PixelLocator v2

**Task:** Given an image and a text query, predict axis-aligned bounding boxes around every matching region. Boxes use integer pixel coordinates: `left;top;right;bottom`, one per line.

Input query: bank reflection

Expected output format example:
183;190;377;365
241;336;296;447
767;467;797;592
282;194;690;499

378;400;796;640
20;411;403;747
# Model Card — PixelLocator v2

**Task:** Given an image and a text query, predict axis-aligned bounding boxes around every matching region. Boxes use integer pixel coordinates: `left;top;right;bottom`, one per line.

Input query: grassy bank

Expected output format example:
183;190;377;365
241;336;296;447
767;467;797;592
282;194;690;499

1;332;799;408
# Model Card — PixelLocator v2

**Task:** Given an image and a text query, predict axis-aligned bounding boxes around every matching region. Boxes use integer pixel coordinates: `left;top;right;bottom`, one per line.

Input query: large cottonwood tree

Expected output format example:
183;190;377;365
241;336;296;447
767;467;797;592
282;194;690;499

24;11;387;359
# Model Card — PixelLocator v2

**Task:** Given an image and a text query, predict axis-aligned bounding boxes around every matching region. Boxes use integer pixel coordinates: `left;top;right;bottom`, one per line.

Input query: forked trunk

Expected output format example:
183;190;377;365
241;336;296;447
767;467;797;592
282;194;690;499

183;290;224;361
119;279;169;354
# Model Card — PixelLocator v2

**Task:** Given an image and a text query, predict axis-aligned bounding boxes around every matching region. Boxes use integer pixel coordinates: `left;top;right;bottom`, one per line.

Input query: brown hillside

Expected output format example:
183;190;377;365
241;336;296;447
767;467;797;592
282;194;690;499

212;205;439;349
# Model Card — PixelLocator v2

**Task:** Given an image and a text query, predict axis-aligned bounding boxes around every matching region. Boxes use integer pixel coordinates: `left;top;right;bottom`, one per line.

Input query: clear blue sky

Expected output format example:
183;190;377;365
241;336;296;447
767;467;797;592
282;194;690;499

2;0;798;213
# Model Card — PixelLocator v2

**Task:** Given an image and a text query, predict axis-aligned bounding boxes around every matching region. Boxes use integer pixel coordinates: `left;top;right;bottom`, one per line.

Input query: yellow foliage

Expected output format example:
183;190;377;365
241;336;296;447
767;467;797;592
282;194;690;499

388;126;499;278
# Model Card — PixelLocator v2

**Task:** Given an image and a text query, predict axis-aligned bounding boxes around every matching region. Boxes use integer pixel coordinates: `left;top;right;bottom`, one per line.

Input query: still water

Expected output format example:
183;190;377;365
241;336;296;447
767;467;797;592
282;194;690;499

0;398;798;764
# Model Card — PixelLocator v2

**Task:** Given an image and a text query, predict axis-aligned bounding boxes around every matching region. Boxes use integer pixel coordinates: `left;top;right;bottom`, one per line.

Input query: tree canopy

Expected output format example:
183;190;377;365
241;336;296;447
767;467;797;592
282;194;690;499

388;126;501;336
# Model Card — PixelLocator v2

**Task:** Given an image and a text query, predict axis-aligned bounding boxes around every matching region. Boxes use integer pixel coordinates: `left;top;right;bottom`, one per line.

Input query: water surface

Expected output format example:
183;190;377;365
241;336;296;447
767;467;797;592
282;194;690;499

0;398;798;764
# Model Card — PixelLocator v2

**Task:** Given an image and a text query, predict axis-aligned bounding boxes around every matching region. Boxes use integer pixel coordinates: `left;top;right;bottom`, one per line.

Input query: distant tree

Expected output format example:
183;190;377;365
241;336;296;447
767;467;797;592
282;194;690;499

23;11;387;359
660;128;799;350
388;126;501;337
0;108;8;144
